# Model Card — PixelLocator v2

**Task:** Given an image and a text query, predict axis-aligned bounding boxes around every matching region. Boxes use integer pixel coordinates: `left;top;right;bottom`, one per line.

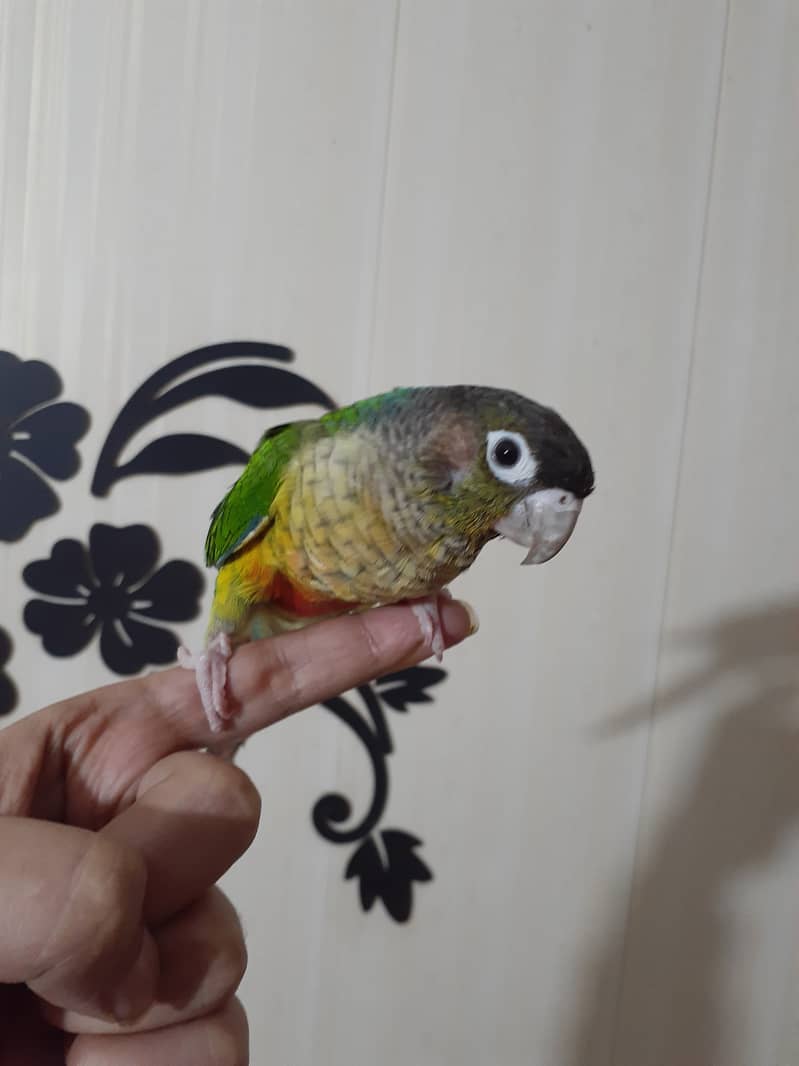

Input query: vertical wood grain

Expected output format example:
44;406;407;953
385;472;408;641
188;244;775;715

610;2;799;1063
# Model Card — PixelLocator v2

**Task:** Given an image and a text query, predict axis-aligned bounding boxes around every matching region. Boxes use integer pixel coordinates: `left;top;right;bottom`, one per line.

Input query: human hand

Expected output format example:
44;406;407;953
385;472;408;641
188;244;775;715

0;596;474;1064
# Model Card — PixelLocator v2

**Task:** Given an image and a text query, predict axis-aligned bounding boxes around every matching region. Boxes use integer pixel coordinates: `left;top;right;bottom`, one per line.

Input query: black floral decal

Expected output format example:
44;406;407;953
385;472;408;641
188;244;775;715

346;830;433;922
91;341;335;497
0;350;90;542
23;523;204;675
0;628;17;716
315;666;446;921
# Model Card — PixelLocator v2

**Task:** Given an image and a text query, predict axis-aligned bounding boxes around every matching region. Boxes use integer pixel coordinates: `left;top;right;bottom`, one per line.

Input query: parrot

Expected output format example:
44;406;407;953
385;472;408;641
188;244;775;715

179;385;594;736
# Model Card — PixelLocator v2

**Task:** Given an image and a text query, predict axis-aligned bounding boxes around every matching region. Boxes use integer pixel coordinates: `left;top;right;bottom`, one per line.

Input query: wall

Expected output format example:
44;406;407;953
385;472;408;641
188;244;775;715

1;1;797;1063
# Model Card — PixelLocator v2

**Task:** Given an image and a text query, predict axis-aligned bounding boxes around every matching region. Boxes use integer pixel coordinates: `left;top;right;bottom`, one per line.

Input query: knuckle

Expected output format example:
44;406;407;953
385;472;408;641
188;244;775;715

269;638;306;706
356;611;413;675
207;998;250;1065
357;615;386;670
74;837;145;946
90;836;146;910
208;1028;248;1066
202;759;262;837
205;891;248;999
33;837;146;981
216;915;248;995
223;765;262;832
250;636;306;715
220;938;248;997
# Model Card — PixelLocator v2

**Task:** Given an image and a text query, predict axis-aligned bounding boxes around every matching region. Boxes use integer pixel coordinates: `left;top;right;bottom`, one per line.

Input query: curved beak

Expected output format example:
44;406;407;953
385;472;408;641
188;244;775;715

494;488;584;565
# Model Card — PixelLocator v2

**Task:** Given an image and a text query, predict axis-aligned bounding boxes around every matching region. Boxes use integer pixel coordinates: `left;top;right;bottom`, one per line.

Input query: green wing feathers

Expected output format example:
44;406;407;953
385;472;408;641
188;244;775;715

203;390;411;569
204;422;304;568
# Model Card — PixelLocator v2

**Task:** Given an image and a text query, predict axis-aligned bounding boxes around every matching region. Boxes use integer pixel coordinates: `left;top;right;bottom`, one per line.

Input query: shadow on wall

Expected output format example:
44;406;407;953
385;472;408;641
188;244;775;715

562;599;799;1066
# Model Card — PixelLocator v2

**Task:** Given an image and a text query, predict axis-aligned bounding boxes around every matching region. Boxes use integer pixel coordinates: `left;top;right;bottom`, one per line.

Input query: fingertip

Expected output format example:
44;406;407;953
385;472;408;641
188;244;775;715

439;597;479;646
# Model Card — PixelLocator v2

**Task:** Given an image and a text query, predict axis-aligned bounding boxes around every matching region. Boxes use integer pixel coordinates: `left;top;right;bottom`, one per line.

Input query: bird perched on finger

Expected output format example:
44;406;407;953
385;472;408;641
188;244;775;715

180;385;594;736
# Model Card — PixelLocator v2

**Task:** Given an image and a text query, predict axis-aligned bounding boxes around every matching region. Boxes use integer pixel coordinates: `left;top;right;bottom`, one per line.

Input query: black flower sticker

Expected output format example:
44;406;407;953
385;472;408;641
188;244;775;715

345;830;433;923
0;350;90;542
0;628;17;716
23;523;204;675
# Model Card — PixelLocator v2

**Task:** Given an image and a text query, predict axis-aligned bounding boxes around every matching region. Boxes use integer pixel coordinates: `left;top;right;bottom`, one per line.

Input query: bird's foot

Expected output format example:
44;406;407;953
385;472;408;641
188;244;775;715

178;632;234;734
409;592;448;663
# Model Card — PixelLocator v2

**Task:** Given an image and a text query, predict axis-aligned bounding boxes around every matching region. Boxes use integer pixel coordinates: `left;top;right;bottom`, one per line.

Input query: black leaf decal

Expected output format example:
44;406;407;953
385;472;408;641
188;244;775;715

23;523;204;675
345;830;433;922
376;666;448;712
314;690;389;844
151;364;332;411
91;341;335;497
314;673;446;920
0;350;90;542
113;434;250;480
0;628;17;716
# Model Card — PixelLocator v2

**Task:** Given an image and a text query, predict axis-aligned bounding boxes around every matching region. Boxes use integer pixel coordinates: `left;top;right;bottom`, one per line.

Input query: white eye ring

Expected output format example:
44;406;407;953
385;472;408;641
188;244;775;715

486;430;538;485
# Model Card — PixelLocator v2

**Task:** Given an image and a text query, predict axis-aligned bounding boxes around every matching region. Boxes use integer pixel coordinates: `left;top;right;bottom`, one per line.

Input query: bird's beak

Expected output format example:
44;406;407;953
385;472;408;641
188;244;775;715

494;488;584;565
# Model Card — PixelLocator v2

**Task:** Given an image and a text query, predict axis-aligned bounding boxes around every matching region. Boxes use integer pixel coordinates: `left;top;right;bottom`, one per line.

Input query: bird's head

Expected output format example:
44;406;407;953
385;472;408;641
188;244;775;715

419;386;595;564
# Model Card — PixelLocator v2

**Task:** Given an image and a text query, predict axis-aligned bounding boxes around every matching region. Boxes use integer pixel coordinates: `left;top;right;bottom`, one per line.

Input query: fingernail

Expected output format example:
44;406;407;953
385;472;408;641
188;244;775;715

460;599;480;635
111;932;157;1023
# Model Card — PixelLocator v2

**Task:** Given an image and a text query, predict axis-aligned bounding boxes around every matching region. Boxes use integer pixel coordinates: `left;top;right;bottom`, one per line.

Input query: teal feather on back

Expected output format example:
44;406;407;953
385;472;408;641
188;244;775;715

316;387;410;433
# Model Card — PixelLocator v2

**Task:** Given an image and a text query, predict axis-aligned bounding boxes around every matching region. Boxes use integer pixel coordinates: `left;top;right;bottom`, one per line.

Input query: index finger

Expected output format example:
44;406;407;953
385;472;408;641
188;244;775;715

156;596;474;749
33;598;474;823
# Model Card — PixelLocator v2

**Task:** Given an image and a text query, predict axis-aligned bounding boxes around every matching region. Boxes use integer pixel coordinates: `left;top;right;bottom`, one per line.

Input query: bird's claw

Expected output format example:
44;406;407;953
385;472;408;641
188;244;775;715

178;632;234;734
410;594;446;663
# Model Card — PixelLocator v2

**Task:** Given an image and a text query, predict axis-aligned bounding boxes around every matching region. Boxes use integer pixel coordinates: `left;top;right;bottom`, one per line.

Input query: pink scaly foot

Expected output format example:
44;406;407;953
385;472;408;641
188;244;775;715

178;633;234;734
409;593;446;663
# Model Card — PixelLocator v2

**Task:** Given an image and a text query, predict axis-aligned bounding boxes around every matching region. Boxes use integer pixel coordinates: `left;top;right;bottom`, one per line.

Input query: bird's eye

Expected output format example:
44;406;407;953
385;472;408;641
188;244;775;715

486;430;537;485
493;438;520;466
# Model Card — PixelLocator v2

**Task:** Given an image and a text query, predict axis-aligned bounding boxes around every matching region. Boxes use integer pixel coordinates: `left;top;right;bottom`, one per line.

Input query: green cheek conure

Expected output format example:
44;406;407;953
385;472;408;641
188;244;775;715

180;385;595;736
